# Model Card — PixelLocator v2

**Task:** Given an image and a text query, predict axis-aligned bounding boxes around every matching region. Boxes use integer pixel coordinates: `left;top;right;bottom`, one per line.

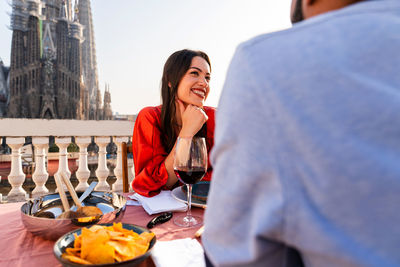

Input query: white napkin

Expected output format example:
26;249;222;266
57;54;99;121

128;191;187;215
151;238;205;267
126;199;141;206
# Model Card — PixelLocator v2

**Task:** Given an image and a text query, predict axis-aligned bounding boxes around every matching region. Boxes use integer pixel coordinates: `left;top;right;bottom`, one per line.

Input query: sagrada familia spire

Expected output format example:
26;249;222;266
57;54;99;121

6;0;112;120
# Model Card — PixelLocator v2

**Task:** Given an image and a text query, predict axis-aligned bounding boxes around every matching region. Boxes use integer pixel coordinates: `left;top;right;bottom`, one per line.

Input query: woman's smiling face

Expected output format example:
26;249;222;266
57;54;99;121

176;56;211;108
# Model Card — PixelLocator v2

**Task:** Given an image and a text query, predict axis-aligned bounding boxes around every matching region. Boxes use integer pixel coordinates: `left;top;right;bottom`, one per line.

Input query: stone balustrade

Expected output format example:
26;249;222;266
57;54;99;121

0;119;135;203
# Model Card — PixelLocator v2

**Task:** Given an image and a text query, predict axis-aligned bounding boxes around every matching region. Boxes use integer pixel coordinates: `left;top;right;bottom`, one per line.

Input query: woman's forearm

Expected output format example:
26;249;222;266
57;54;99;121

165;142;178;188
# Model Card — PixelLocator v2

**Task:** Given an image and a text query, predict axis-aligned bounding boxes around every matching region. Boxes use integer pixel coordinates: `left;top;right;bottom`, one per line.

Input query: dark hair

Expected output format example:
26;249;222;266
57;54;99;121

160;49;211;153
291;0;304;24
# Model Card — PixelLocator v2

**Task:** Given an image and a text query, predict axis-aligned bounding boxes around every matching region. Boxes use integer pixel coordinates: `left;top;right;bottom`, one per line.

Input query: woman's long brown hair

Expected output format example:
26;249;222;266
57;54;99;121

160;49;211;153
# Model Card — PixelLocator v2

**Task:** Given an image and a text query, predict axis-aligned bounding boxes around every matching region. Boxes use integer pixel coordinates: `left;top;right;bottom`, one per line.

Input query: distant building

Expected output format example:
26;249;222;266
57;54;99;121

113;113;137;122
102;83;112;120
0;59;9;117
6;0;112;119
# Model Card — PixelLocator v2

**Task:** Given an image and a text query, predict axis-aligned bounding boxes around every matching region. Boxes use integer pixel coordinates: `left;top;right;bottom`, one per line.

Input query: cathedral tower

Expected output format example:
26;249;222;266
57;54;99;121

103;84;112;120
7;0;111;119
78;0;99;120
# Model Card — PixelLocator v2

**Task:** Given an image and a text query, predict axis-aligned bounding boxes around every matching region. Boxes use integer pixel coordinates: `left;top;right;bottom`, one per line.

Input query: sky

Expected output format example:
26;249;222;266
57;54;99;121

0;0;292;115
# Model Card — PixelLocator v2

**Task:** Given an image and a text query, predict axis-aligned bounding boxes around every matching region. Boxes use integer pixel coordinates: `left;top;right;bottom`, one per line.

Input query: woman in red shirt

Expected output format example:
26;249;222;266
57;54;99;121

132;49;215;197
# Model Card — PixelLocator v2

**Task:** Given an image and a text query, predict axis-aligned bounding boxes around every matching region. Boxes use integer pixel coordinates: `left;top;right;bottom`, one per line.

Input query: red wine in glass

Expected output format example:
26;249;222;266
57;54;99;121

174;167;206;184
173;137;207;227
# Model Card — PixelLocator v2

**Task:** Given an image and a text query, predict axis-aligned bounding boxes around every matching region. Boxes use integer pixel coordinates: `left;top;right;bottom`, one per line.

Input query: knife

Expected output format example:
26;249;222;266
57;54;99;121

70;182;97;211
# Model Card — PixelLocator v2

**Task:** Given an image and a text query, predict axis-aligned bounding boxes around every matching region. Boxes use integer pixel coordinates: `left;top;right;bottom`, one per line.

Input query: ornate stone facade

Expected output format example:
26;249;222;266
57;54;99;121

6;0;112;119
0;59;9;117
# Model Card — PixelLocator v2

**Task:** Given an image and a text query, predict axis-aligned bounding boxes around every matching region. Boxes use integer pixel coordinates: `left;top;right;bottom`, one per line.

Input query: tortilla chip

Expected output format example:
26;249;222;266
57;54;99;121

86;243;115;264
136;232;155;245
73;233;82;249
81;227;109;259
110;235;135;242
65;247;81;257
76;216;97;223
62;254;93;265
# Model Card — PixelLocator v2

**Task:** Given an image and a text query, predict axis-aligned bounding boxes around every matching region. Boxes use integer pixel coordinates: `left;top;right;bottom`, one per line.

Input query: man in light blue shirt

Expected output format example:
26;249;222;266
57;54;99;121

203;0;400;266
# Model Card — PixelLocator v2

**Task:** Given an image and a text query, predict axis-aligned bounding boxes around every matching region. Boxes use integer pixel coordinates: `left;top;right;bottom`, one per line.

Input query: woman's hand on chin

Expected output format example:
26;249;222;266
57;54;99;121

177;99;208;137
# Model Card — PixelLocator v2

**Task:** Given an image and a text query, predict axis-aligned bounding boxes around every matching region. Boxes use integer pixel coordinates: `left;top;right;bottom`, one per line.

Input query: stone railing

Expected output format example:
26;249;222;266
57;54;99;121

0;118;135;203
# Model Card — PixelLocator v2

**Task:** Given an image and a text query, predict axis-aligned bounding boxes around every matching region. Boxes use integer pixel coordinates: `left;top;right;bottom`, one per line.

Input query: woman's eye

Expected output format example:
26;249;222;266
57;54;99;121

190;71;199;76
205;76;211;81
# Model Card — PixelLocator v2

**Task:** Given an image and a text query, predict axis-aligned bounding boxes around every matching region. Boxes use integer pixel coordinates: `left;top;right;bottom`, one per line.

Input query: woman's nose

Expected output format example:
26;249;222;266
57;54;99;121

198;76;209;87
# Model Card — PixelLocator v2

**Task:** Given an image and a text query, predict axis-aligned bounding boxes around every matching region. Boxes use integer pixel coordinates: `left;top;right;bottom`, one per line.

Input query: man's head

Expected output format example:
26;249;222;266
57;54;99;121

291;0;304;24
290;0;365;24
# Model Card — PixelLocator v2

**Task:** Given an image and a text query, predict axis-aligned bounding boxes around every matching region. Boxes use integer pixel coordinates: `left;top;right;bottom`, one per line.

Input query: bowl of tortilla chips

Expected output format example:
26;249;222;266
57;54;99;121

54;223;156;266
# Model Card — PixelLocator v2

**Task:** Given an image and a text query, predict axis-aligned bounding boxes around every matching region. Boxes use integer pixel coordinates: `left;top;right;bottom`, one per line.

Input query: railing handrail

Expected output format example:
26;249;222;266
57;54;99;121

0;119;134;137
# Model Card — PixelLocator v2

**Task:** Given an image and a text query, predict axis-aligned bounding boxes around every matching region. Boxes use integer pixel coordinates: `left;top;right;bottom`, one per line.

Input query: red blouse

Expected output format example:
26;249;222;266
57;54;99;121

132;105;216;197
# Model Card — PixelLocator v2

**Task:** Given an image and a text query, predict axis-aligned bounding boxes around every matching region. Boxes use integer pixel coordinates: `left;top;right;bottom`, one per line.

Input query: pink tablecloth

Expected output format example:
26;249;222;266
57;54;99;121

0;201;204;267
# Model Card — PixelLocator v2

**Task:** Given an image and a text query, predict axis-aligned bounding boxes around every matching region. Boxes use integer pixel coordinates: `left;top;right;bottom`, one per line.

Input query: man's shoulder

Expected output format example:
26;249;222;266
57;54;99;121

237;11;330;53
233;0;397;78
239;0;396;53
233;21;321;73
238;14;342;56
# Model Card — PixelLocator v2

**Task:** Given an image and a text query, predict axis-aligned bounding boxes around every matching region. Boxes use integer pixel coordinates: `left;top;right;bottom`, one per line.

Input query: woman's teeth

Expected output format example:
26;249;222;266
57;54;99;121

192;89;205;98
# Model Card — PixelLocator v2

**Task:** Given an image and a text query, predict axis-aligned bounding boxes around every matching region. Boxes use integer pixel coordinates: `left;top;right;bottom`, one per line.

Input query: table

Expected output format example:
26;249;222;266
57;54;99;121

0;201;204;267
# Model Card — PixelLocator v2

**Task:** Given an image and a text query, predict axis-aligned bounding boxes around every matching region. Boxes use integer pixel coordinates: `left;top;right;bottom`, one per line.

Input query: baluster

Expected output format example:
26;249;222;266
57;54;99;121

0;138;1;202
75;137;91;192
128;137;135;185
7;137;27;202
95;137;110;191
31;137;49;198
112;137;128;192
129;161;134;177
55;137;71;192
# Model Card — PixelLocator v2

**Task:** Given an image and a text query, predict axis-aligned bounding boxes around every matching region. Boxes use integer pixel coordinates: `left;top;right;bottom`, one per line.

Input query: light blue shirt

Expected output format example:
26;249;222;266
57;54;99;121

203;1;400;266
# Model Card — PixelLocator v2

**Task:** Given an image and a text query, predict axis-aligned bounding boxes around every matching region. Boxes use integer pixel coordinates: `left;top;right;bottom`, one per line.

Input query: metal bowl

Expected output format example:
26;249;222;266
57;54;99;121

21;191;126;240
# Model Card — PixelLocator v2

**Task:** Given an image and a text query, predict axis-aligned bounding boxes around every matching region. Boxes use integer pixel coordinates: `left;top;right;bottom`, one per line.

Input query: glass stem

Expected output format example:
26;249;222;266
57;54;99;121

186;184;192;218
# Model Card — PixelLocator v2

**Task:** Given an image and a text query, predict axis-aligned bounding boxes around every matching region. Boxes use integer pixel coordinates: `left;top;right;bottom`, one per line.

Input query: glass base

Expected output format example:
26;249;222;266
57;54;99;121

173;214;202;227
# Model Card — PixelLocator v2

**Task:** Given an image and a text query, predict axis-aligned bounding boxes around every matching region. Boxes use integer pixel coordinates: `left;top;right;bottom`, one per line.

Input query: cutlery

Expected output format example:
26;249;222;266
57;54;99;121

57;173;102;219
70;181;97;211
195;225;204;238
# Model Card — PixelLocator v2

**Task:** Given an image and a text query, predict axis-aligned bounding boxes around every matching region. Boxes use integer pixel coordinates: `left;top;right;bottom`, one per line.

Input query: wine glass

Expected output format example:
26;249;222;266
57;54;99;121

173;137;207;227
